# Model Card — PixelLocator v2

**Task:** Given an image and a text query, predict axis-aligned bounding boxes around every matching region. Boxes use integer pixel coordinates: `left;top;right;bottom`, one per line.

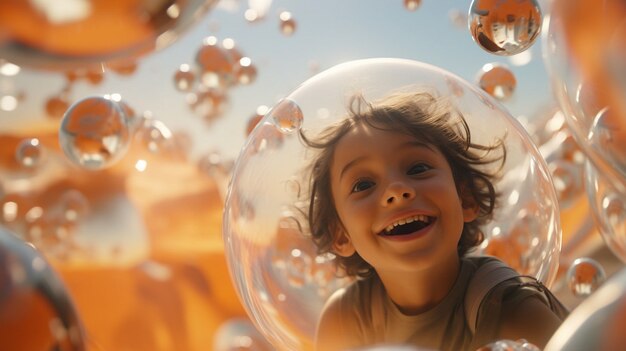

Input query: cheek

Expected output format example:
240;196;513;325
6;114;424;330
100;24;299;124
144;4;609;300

335;197;370;229
334;198;354;225
330;192;350;224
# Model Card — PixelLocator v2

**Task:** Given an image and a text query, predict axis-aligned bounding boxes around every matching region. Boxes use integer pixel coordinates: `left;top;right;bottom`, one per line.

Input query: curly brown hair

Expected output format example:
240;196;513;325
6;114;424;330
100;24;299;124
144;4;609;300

299;90;506;278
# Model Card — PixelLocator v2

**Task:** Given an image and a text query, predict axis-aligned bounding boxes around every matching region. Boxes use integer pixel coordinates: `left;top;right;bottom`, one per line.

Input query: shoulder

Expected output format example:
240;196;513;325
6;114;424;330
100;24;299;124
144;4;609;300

497;292;564;349
465;255;507;269
463;256;518;331
469;256;568;349
315;278;375;351
467;255;567;317
315;287;351;351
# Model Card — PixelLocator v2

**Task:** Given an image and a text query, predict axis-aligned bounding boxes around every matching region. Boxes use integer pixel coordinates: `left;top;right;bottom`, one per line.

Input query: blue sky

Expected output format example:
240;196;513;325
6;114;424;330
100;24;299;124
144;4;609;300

2;0;554;160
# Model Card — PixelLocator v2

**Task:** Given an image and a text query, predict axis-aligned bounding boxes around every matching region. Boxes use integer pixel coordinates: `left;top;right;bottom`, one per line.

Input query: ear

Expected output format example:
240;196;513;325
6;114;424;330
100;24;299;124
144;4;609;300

459;182;479;223
332;229;356;257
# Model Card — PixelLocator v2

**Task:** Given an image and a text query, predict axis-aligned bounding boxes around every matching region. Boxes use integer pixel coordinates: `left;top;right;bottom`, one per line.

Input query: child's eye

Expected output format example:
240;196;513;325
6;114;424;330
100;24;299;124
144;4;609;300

408;163;432;175
351;179;375;193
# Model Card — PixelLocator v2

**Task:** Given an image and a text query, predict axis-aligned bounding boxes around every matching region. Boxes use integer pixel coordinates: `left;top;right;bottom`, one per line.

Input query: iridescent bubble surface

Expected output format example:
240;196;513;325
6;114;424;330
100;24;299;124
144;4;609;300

469;0;542;55
566;257;607;297
58;95;131;170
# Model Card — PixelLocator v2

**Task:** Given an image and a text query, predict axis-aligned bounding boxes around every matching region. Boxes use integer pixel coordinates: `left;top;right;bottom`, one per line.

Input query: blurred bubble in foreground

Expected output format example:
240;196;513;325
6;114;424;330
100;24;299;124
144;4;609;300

546;266;626;351
0;0;220;71
544;0;626;195
0;226;86;350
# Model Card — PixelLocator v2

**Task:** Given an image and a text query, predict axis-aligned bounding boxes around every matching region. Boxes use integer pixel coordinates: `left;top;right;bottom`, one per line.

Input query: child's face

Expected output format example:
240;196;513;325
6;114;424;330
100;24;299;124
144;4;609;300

329;123;477;273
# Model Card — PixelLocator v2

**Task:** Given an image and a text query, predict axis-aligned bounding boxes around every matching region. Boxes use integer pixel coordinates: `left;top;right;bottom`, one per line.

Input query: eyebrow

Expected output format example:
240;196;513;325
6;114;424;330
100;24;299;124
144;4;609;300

338;140;434;181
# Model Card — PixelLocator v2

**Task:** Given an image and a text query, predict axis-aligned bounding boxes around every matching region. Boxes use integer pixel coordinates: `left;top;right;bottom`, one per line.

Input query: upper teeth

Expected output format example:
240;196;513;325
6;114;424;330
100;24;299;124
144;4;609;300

385;215;430;233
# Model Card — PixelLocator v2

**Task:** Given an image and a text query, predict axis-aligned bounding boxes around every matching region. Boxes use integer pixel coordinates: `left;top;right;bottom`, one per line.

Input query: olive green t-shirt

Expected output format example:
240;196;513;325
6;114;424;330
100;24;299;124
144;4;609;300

323;256;565;351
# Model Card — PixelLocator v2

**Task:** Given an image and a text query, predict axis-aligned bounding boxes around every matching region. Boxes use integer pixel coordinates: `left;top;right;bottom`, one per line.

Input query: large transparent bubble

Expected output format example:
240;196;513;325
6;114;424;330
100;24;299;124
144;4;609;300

544;0;626;196
584;159;626;263
0;226;86;350
0;0;219;71
545;266;626;351
223;58;561;350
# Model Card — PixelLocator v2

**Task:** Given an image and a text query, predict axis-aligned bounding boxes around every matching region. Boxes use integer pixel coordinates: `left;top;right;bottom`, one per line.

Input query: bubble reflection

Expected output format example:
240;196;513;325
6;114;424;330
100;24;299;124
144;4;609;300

269;99;303;134
196;36;236;89
174;64;196;92
566;257;606;298
469;0;542;55
585;158;626;263
15;138;45;168
279;11;297;36
588;106;626;175
59;95;131;170
235;57;257;85
477;63;516;101
213;318;273;351
45;95;71;119
404;0;421;12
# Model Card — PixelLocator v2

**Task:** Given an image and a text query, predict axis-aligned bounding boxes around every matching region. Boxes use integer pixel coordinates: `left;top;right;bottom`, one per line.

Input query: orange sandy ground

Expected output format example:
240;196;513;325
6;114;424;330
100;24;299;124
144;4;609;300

0;126;248;351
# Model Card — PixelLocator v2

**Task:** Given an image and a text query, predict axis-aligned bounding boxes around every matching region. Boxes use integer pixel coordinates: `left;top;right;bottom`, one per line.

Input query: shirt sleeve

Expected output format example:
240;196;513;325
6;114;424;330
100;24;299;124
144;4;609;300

470;276;569;349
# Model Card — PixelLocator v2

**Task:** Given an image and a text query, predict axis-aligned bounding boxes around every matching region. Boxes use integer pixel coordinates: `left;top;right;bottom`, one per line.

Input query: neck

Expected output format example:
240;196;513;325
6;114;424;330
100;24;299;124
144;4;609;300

377;254;462;315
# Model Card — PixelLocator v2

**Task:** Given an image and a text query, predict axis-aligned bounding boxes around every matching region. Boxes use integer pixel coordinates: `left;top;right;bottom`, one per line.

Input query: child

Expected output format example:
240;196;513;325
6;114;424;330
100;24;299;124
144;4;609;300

299;90;567;351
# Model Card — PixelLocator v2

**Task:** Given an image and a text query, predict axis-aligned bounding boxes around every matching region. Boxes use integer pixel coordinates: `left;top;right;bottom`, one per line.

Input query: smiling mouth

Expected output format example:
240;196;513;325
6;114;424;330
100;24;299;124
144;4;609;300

380;216;434;236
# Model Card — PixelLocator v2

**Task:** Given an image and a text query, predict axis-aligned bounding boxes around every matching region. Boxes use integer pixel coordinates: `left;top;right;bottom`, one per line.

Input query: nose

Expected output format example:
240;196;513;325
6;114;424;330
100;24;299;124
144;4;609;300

381;181;416;206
